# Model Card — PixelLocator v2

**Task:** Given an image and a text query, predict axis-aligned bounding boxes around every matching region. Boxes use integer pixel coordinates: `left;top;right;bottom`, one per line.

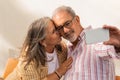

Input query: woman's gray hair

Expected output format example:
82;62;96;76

30;17;50;43
21;17;52;67
52;5;76;18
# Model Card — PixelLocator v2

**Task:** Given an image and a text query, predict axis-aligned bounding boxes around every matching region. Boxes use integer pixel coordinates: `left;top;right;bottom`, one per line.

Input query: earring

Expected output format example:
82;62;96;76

43;43;47;47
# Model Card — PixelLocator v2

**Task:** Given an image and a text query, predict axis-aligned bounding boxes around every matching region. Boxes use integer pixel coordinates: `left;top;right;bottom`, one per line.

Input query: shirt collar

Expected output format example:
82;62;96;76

78;26;92;42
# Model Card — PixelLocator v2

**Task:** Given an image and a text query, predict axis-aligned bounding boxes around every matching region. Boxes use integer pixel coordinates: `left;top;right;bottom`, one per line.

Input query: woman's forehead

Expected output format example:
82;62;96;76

46;21;55;32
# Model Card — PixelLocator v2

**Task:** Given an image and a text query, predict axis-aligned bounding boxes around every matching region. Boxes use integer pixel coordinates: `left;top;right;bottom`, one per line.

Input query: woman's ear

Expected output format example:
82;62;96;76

40;40;47;47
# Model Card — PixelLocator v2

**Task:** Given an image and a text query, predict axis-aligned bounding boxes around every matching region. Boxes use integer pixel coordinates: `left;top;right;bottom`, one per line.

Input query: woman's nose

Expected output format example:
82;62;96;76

55;31;62;37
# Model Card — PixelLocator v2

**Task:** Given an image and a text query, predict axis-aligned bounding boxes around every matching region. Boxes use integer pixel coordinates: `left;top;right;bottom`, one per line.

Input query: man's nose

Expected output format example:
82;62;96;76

63;27;70;33
58;27;69;36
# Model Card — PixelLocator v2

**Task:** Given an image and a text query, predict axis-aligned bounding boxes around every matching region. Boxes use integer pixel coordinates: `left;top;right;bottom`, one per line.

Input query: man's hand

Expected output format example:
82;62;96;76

103;25;120;48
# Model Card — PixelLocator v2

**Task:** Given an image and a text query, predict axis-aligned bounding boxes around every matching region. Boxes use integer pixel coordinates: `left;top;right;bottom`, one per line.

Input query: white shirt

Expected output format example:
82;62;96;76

46;49;59;74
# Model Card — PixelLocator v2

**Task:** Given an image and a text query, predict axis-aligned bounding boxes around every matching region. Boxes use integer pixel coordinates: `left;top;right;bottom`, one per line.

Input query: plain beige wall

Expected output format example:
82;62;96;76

0;0;43;75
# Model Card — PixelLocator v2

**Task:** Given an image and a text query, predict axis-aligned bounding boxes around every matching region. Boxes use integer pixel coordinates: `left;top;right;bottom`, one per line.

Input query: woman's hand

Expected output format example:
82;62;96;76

56;57;73;76
45;57;73;80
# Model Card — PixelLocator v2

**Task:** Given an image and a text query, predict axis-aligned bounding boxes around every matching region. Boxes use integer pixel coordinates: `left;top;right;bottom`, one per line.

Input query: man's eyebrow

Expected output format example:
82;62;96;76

64;20;71;23
60;20;70;26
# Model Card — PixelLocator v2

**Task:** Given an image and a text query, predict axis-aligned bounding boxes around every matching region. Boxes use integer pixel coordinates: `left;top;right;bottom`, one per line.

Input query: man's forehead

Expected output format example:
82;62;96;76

53;12;71;26
53;11;69;18
53;17;64;26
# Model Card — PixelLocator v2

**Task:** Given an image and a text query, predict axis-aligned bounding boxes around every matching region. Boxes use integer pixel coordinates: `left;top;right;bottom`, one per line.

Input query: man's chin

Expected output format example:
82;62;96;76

70;39;76;42
66;38;76;42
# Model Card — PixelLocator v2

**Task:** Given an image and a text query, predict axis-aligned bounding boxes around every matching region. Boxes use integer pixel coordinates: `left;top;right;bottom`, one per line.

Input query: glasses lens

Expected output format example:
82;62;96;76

57;17;74;31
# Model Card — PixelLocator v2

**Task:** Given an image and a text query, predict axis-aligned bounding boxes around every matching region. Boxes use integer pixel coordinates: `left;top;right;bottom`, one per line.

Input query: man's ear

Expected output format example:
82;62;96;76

75;15;80;23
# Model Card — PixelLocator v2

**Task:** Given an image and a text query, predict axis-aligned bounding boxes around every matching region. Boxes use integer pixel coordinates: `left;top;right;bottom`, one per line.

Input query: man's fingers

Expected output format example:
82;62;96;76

103;41;112;45
103;25;118;31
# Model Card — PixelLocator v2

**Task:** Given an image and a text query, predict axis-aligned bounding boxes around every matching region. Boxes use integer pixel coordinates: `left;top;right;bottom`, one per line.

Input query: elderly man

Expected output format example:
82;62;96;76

52;5;120;80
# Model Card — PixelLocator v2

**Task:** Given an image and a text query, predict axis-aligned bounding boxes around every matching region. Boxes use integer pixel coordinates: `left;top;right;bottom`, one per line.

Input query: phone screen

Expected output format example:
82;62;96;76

85;28;109;44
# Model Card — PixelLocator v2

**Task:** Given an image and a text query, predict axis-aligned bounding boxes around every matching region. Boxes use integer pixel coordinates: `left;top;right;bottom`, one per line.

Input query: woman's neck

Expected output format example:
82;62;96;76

45;46;55;53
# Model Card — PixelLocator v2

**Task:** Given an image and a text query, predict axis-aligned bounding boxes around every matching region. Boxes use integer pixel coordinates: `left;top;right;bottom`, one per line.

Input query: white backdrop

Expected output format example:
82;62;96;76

0;0;120;76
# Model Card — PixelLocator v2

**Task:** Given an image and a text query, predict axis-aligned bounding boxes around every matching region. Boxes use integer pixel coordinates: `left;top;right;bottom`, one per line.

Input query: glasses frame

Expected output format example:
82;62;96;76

56;17;75;32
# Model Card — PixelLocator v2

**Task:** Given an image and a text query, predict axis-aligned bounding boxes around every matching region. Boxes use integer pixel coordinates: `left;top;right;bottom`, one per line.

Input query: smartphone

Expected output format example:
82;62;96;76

85;28;109;44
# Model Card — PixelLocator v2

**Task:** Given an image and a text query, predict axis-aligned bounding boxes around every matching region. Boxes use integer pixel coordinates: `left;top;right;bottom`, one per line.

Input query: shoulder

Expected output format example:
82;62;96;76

15;58;38;73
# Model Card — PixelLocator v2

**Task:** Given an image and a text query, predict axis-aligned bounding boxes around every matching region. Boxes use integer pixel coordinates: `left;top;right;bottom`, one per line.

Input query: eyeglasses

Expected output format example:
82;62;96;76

56;17;75;31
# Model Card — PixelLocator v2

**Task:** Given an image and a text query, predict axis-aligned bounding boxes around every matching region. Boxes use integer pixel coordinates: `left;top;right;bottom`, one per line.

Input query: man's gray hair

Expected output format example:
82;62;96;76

52;5;76;18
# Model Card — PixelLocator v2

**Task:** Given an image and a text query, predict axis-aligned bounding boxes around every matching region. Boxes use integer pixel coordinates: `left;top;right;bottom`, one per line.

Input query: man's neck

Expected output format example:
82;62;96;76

71;38;79;50
71;27;84;49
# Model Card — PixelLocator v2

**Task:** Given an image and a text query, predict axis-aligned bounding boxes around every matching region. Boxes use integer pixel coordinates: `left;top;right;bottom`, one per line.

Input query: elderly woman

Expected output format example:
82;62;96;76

5;17;72;80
